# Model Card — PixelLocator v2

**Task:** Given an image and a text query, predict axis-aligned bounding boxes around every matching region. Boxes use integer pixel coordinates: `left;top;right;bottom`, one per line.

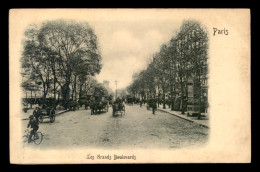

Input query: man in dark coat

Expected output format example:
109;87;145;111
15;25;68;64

152;99;157;114
33;106;41;124
27;115;39;143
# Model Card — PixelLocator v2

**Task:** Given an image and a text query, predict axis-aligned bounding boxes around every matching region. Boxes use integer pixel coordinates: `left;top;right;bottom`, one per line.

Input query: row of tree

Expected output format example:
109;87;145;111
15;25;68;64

127;20;208;114
21;19;103;108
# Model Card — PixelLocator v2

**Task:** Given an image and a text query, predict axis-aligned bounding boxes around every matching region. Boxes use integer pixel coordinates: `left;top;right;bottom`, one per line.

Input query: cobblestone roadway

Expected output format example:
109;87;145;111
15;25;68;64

21;105;209;149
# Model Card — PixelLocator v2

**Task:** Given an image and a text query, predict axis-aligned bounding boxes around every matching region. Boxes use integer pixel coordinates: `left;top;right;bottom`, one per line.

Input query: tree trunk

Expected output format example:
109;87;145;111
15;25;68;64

34;92;36;106
171;83;176;111
170;83;173;111
157;85;160;108
71;89;74;101
43;88;47;109
54;71;56;101
162;84;166;109
61;82;70;109
51;61;56;108
198;73;202;119
30;90;32;108
43;87;47;99
57;92;60;105
180;76;185;114
42;83;47;108
79;82;83;99
74;75;77;101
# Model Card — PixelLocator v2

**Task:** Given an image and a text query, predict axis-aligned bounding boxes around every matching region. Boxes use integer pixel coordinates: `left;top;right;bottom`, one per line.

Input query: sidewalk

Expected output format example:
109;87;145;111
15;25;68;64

143;104;209;128
22;109;69;120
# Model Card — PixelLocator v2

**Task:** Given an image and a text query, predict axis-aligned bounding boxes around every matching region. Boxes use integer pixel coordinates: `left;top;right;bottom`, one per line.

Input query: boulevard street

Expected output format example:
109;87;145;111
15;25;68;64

22;104;208;149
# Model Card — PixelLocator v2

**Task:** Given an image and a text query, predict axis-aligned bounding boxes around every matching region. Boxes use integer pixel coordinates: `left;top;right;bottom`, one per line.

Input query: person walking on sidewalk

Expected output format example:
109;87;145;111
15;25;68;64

152;100;157;114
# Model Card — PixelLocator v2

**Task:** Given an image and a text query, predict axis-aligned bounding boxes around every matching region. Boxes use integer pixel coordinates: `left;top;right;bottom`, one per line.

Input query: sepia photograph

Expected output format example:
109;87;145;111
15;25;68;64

9;9;250;164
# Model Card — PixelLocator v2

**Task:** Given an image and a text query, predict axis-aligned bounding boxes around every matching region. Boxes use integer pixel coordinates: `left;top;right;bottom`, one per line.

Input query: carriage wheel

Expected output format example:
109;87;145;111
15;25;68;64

50;114;55;123
39;115;43;123
50;115;55;123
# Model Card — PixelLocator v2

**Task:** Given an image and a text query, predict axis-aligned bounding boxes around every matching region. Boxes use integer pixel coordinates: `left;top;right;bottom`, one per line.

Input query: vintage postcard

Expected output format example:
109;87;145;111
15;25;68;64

9;9;251;164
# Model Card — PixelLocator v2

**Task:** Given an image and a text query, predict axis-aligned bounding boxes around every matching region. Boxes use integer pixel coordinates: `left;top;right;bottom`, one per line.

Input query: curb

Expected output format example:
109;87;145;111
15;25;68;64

22;110;70;120
157;108;209;129
55;110;70;116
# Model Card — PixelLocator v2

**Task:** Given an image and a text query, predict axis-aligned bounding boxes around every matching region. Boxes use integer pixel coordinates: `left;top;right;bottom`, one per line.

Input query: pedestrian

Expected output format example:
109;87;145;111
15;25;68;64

85;102;88;110
140;100;142;107
33;106;40;124
152;100;157;114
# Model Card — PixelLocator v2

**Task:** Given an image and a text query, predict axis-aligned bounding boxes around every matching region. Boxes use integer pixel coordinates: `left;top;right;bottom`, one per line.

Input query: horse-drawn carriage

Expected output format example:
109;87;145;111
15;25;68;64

78;95;91;110
90;96;109;115
146;98;154;110
126;96;134;105
145;98;157;114
112;99;125;116
67;100;79;111
34;105;55;123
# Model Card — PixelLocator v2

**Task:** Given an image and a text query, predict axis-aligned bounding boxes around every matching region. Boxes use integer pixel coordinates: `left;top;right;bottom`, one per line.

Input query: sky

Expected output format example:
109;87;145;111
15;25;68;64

15;9;184;93
91;20;182;92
